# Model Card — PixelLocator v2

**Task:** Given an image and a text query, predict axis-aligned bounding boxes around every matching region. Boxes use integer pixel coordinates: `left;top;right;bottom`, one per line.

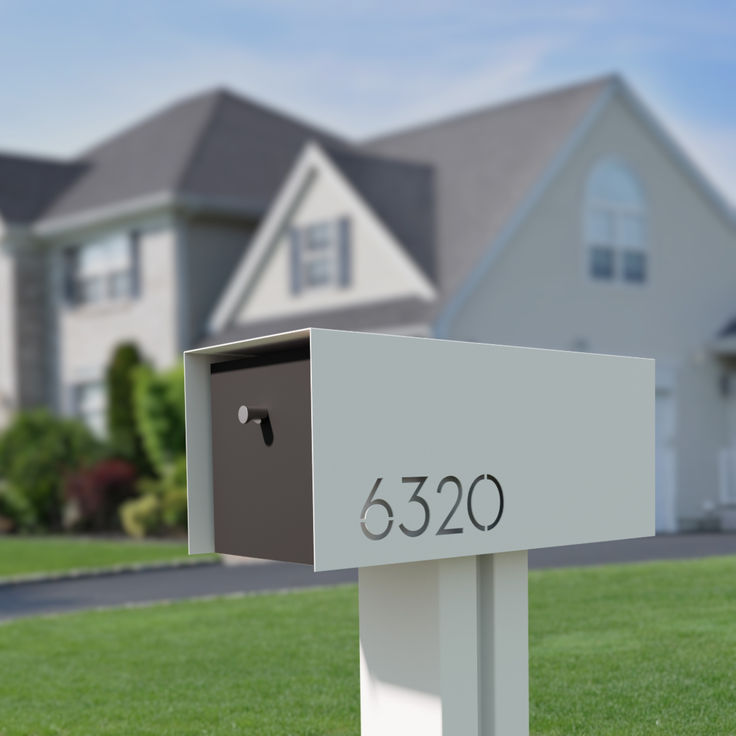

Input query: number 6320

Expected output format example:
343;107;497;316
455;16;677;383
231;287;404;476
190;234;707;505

360;474;504;541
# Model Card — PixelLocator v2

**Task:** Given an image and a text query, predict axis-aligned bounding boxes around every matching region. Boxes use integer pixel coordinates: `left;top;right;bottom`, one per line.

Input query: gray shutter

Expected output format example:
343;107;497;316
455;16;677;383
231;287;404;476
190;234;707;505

129;231;141;297
290;227;302;295
338;217;351;288
62;247;78;306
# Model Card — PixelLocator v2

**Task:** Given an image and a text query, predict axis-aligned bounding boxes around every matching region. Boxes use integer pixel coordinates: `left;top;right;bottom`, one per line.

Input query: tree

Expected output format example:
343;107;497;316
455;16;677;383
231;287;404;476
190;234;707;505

106;342;150;474
132;362;186;476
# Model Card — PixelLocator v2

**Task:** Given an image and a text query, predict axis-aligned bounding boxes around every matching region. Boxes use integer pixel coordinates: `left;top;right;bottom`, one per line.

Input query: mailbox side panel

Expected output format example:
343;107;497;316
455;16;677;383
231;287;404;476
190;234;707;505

310;330;654;571
185;352;215;554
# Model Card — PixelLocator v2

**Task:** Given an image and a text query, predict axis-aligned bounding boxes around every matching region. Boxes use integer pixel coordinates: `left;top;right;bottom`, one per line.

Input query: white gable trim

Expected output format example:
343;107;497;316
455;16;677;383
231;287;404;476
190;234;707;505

434;76;736;338
615;80;736;230
208;142;435;333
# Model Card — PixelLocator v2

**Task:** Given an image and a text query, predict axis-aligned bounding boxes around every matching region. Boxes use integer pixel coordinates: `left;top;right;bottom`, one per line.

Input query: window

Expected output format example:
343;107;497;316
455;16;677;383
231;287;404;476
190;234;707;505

64;231;140;306
290;218;351;294
303;222;336;288
584;158;647;284
73;381;105;436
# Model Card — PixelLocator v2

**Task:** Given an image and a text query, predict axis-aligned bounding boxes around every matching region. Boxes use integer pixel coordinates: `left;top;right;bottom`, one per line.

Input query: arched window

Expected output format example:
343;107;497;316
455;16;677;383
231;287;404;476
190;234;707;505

584;157;647;283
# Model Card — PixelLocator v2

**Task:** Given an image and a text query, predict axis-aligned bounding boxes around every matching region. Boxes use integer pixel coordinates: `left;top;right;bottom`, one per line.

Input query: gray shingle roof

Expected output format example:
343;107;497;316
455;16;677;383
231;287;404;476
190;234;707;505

0;153;84;224
39;89;348;224
363;76;612;300
322;146;436;280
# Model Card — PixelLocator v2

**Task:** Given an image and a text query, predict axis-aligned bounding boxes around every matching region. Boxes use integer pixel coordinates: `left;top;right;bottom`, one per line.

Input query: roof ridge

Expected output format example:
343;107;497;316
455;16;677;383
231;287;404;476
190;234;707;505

172;91;225;193
212;88;349;145
78;88;223;160
364;73;617;146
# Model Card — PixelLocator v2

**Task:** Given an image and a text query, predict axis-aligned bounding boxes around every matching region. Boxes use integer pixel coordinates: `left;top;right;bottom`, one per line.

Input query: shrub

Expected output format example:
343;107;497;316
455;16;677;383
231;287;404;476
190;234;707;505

0;410;101;531
119;455;188;538
63;458;138;531
0;480;34;532
133;363;185;476
119;494;161;539
106;343;150;474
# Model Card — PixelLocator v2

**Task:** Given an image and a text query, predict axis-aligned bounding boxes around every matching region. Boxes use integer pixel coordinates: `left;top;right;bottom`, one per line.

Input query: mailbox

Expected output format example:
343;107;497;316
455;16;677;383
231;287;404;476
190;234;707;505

186;328;653;569
185;328;654;735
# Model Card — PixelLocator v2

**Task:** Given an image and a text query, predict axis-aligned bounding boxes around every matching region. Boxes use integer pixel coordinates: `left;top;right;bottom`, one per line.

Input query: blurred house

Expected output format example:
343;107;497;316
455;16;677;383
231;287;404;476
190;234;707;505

0;74;734;532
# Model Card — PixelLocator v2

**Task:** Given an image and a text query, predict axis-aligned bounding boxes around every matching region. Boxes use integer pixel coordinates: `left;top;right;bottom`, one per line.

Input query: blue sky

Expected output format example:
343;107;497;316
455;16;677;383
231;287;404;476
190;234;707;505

1;0;734;201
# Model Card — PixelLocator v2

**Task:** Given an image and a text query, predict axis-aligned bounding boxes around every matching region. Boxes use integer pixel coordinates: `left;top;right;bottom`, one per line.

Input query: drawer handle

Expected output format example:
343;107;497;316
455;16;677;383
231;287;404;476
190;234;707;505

238;405;268;425
237;405;273;446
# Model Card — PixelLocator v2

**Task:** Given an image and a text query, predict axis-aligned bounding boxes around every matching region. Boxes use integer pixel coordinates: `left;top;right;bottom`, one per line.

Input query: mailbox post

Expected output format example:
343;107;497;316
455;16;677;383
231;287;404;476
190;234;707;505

185;328;654;736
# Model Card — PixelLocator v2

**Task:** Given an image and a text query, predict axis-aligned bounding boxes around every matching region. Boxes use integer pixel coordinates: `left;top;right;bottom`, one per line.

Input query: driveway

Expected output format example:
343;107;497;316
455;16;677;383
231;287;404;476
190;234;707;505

1;533;735;622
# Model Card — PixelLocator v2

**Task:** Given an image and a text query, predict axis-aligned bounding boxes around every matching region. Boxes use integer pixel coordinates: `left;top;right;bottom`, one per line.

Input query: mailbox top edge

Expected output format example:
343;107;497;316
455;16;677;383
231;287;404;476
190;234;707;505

185;327;312;359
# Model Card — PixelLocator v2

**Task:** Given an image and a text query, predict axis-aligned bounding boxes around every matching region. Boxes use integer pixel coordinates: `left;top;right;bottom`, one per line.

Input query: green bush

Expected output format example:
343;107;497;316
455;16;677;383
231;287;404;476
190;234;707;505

159;455;188;529
133;363;185;476
106;343;150;474
0;410;101;531
119;455;187;537
119;494;161;538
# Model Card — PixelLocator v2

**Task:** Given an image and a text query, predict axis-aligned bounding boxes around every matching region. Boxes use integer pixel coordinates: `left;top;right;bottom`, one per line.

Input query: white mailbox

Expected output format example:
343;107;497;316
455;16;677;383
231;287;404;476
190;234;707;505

185;328;654;736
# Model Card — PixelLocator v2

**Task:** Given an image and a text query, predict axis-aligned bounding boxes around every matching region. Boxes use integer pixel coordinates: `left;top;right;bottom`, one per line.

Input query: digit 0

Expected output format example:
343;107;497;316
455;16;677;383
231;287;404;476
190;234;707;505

467;474;504;531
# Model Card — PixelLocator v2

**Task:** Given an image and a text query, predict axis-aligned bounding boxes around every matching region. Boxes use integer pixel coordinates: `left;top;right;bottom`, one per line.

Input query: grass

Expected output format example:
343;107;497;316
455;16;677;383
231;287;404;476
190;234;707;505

1;556;735;734
529;556;736;735
0;536;213;579
0;585;360;736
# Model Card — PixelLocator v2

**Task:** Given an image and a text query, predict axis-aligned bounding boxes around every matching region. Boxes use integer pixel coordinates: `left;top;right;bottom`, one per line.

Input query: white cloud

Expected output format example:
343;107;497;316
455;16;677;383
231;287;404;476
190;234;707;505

10;27;571;155
0;1;733;213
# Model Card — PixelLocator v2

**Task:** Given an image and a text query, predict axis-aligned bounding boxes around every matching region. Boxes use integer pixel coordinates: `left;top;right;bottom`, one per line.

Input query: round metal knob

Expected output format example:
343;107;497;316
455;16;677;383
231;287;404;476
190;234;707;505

237;405;268;425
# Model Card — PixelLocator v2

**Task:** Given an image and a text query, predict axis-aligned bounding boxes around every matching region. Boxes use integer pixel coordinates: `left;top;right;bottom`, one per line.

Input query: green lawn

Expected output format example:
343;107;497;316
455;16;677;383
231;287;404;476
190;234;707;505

0;536;213;579
1;556;736;735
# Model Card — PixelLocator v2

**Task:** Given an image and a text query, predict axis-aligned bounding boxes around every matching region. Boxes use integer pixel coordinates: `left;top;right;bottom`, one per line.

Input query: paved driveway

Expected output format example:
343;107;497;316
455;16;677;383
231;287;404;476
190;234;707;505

1;533;735;622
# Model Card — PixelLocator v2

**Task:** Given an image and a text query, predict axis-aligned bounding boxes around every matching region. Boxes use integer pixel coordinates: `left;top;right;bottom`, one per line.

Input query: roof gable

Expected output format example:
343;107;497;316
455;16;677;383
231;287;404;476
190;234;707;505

364;76;613;301
209;142;436;333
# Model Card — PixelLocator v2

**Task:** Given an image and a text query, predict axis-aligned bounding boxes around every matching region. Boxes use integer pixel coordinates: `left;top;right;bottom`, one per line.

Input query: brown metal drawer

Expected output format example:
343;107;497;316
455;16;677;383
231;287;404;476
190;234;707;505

210;348;313;564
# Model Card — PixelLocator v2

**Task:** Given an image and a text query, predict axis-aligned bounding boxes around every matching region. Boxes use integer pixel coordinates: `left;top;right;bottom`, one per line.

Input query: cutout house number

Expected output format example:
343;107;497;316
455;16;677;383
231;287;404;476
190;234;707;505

360;474;504;541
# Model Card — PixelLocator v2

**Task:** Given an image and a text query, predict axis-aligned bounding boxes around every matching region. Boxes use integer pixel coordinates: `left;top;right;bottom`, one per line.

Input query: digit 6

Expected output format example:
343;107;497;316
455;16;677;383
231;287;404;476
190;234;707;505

360;478;394;540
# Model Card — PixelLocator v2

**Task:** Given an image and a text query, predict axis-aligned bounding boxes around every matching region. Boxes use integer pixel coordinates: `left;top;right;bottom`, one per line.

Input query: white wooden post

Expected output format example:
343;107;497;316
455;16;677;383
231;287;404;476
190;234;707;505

359;551;528;736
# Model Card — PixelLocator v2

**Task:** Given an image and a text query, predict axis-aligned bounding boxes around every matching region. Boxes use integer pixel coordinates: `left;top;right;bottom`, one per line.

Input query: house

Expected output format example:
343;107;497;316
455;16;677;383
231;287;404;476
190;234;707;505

0;90;346;432
0;75;734;532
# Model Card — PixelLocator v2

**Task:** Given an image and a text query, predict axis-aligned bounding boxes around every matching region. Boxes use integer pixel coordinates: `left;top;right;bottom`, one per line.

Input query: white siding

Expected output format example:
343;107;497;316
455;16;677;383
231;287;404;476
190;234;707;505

451;92;736;528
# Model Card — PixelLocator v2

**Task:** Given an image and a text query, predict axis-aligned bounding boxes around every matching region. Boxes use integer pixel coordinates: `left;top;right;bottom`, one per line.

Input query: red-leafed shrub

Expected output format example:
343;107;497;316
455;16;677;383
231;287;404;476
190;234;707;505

63;458;138;531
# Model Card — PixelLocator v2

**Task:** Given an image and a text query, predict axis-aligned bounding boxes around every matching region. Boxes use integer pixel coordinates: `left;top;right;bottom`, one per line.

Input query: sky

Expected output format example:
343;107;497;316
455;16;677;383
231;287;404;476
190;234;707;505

0;0;734;203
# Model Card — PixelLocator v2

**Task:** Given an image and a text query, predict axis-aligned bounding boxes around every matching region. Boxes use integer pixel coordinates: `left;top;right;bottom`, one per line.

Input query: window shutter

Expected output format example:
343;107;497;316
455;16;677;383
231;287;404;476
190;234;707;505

290;227;302;295
129;231;141;297
338;217;351;288
62;247;78;306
